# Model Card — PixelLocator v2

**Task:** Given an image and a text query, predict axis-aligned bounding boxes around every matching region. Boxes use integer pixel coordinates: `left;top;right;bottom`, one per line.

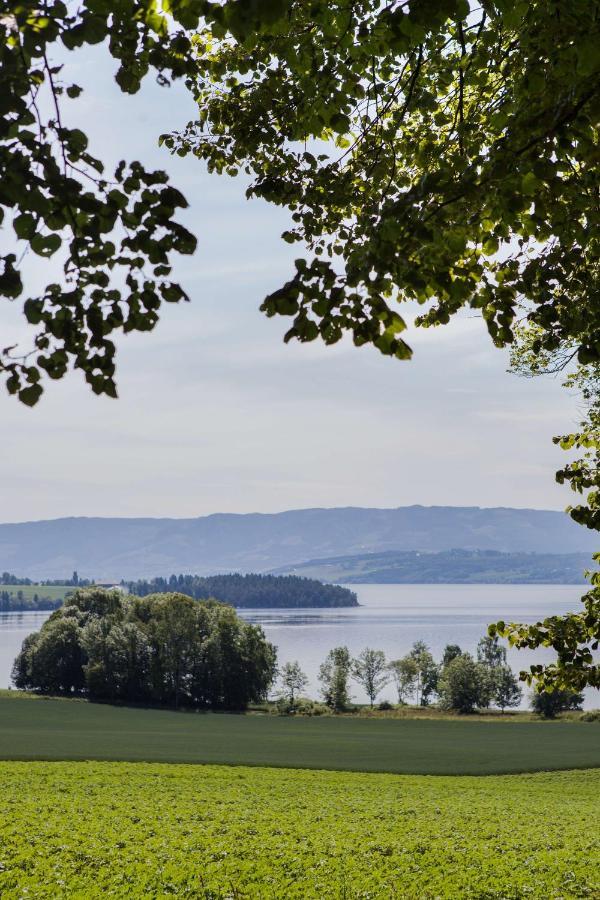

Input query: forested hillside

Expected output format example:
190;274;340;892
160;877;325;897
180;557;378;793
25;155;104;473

126;573;358;608
273;549;595;584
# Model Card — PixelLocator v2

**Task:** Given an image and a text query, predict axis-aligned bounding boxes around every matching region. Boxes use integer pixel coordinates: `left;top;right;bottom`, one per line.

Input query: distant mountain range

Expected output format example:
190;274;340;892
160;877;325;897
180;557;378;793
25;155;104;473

271;548;595;584
0;506;597;581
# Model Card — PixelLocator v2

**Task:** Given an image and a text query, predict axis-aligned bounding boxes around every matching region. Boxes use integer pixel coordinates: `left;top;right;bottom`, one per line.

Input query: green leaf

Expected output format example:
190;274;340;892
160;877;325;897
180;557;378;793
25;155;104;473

18;384;43;407
13;214;36;241
521;172;539;196
30;234;62;258
24;299;44;324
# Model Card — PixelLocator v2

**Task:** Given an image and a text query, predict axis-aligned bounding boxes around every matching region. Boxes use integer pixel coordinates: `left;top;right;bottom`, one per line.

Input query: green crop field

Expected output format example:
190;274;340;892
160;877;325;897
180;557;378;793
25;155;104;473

0;761;598;898
0;696;599;774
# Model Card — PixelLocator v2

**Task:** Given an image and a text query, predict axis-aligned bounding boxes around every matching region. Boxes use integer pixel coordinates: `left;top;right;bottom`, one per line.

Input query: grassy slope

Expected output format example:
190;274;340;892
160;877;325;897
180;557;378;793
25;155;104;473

0;697;598;774
0;761;598;898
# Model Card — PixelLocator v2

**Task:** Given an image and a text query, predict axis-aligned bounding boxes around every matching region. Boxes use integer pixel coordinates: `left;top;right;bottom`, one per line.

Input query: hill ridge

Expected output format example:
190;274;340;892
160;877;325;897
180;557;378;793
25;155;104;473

0;505;594;580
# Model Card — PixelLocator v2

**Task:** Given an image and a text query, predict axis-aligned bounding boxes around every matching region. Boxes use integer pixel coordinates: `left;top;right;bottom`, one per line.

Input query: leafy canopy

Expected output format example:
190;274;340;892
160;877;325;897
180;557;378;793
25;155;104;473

0;1;221;403
4;1;600;402
170;0;600;367
12;587;277;708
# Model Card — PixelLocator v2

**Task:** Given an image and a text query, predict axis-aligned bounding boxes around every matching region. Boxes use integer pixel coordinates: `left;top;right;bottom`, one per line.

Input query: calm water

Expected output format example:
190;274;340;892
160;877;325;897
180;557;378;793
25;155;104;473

1;584;598;709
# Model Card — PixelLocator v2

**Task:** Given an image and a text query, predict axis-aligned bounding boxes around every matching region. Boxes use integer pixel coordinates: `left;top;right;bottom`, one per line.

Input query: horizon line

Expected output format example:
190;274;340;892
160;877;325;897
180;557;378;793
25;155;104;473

0;502;566;528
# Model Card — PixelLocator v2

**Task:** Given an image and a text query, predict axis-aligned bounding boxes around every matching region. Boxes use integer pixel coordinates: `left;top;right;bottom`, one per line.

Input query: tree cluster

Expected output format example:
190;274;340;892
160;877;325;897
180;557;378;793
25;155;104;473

530;689;584;719
126;573;358;609
1;573;33;585
12;587;277;710
40;571;90;587
280;635;523;714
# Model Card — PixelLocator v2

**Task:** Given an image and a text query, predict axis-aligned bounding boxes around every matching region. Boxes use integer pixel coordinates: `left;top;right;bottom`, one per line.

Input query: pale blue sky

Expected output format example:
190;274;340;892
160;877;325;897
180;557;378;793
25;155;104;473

0;48;581;522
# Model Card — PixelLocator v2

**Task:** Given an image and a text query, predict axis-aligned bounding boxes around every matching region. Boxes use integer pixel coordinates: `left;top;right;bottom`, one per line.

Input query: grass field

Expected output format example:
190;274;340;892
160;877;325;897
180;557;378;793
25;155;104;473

0;583;69;602
1;696;598;774
0;761;598;898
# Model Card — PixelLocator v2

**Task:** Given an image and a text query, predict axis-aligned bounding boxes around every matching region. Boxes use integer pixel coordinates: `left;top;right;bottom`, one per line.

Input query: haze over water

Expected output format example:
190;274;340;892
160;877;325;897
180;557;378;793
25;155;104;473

2;584;598;709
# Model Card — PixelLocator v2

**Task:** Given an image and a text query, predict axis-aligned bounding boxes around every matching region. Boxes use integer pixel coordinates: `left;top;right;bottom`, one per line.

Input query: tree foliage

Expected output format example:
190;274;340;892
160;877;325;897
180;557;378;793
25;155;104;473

437;653;494;714
388;654;419;704
278;660;309;706
409;640;438;706
476;634;506;669
170;0;600;368
0;1;211;403
351;647;389;707
530;688;584;719
318;645;352;711
441;643;463;669
438;637;521;712
12;587;277;709
5;2;600;402
494;665;522;712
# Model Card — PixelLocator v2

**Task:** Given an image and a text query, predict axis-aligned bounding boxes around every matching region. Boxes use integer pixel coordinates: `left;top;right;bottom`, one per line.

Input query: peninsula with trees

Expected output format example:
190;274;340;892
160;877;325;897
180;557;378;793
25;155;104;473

0;572;358;612
125;573;358;608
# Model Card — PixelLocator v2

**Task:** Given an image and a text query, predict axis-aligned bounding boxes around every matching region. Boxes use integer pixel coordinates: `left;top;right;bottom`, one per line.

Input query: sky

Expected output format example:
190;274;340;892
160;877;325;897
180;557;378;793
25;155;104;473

0;47;583;523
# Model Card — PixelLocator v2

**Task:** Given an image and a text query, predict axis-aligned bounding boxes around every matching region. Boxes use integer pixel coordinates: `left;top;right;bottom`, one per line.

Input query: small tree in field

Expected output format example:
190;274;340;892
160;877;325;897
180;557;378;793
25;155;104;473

388;655;418;705
279;661;309;707
441;644;463;669
494;666;523;713
438;654;494;714
531;689;584;719
477;635;507;669
352;649;389;708
319;646;352;712
410;641;438;706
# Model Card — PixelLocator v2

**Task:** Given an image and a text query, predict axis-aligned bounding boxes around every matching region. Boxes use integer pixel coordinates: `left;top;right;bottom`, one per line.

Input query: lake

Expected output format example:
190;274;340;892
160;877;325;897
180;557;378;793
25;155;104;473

1;584;598;709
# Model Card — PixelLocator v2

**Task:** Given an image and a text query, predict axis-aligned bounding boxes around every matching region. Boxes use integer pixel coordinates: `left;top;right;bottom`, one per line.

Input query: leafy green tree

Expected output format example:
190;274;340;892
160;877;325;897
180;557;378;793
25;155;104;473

388;655;418;705
12;614;86;695
530;689;585;719
494;665;523;713
318;646;352;711
82;619;152;704
474;633;521;711
477;635;507;669
409;641;438;706
352;648;389;708
438;654;494;714
279;661;309;707
142;593;198;709
66;587;125;622
441;644;463;669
